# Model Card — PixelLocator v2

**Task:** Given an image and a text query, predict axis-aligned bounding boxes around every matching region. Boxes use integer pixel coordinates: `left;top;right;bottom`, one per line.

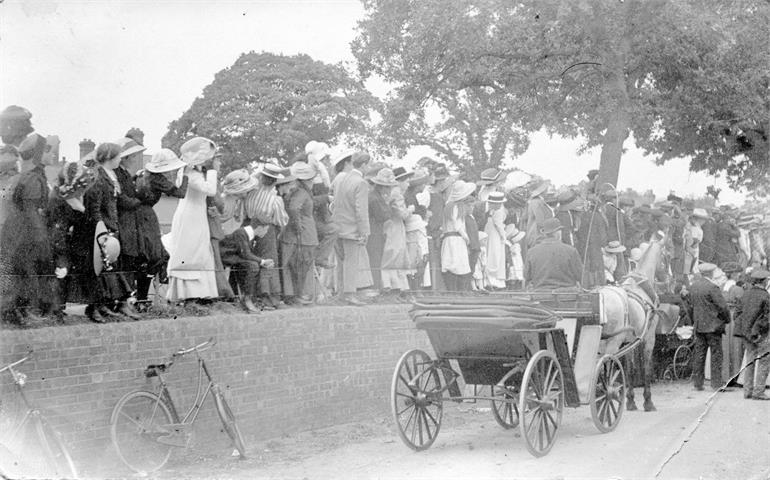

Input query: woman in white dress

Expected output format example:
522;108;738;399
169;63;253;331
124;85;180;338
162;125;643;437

166;137;220;302
441;180;476;291
483;192;507;289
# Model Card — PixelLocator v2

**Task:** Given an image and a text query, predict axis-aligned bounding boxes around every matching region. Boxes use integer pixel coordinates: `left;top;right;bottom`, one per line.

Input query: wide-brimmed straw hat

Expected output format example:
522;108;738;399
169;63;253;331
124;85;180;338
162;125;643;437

529;181;548;198
259;162;285;179
487;191;505;203
93;221;120;275
275;175;296;186
145;149;185;173
290;161;316;181
180;137;217;166
332;148;356;168
691;208;710;220
370;168;399;187
447;180;476;203
408;168;431;187
118;138;146;158
223;169;257;195
505;224;525;243
604;240;626;254
305;141;330;163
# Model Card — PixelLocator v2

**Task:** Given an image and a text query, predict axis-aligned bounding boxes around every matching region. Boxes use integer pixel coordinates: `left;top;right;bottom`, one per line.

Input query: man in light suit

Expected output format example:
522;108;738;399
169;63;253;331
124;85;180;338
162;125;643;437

331;151;373;305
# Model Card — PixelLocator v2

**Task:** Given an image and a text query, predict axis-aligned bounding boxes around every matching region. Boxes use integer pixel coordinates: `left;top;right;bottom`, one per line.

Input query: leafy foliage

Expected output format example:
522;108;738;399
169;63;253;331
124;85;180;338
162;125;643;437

352;0;769;190
163;52;377;169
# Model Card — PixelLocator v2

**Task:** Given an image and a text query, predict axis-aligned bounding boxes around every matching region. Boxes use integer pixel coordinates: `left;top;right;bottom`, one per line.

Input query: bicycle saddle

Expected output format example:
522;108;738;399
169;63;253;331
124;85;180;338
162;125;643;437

144;363;170;377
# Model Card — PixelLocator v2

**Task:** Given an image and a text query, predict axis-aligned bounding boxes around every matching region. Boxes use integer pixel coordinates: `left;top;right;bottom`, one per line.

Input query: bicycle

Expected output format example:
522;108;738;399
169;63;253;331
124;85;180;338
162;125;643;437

0;352;79;479
110;338;247;474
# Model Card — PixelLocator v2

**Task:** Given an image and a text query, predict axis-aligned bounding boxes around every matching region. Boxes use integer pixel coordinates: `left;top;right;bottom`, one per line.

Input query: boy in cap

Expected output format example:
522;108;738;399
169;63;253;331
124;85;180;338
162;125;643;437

735;269;770;399
689;263;732;391
220;223;275;313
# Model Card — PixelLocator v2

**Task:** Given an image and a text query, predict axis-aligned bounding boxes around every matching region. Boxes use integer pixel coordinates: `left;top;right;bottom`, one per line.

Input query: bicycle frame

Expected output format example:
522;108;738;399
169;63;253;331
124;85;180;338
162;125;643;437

151;350;220;431
1;359;38;445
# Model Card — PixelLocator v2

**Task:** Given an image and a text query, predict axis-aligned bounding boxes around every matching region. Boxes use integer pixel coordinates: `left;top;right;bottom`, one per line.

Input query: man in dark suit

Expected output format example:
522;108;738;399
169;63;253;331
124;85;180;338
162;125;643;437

524;218;583;291
688;263;732;391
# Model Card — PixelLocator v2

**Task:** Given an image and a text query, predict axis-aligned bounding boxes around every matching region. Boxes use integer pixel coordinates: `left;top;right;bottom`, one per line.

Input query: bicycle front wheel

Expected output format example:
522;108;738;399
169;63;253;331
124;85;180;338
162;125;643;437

213;390;247;458
35;417;79;479
110;390;174;474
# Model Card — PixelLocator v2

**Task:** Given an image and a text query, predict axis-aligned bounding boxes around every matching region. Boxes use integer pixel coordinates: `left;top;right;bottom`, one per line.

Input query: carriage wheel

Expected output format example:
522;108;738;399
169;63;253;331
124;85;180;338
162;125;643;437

518;350;564;457
491;386;519;429
673;345;692;380
391;349;443;451
589;355;626;433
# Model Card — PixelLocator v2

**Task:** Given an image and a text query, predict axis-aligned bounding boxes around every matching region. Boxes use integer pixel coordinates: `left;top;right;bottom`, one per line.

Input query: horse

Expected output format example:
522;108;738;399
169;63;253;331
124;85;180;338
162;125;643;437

598;231;667;412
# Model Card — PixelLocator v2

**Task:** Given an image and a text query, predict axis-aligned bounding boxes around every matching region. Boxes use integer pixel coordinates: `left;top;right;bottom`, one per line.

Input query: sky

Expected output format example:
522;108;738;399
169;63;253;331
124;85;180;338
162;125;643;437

0;0;746;205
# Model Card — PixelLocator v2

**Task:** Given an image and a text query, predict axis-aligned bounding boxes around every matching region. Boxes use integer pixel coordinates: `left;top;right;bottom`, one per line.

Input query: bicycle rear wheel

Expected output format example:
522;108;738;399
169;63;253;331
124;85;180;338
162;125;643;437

213;389;247;458
35;416;79;479
110;390;174;474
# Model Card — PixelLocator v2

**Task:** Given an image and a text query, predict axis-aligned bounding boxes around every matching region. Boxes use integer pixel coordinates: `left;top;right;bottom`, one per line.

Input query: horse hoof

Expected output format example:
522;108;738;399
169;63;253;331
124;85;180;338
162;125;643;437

644;402;657;412
627;402;638;411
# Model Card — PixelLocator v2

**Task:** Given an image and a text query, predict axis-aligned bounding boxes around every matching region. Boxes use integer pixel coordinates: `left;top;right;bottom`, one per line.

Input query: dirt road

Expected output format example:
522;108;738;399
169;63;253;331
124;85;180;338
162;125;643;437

143;382;769;480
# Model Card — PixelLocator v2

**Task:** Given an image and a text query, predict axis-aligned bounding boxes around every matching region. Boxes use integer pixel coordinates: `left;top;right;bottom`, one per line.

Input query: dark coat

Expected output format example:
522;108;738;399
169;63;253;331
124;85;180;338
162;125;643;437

83;167;132;301
283;183;318;246
465;214;480;269
47;193;91;303
524;237;583;290
114;166;142;258
220;228;262;265
734;285;770;341
404;187;426;219
576;206;608;287
427;191;444;237
134;171;186;270
699;219;717;263
688;276;731;334
715;220;740;266
0;164;55;312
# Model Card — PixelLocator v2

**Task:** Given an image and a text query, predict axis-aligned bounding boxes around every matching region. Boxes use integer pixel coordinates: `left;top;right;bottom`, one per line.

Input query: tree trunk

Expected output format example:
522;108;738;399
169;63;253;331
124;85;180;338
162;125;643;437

597;107;629;191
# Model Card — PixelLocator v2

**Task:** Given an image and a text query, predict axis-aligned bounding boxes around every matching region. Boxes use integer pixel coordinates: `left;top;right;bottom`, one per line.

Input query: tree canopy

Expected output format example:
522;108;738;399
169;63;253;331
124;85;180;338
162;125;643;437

163;52;377;169
352;0;769;191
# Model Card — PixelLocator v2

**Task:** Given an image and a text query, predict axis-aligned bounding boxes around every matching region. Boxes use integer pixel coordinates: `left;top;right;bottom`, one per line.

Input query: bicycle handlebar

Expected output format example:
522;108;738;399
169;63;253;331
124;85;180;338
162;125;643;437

173;338;215;357
0;350;33;374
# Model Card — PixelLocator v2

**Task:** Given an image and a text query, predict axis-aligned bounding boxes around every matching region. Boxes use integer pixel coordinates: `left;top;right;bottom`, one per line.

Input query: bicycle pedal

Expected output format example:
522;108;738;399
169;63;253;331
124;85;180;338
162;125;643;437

156;423;192;448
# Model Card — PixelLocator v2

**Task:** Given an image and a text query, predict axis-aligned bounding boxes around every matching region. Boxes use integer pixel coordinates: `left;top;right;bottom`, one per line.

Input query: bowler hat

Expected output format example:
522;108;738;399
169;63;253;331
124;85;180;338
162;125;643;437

392;166;413;181
604;240;626;254
587;169;599;180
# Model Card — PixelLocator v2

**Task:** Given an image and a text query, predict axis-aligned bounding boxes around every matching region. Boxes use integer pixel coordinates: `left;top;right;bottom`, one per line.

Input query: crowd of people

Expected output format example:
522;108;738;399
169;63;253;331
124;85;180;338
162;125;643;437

1;105;769;327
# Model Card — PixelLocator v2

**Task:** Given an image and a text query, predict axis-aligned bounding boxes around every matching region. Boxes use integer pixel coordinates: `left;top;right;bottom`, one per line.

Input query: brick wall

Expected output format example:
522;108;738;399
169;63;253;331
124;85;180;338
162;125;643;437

0;304;433;475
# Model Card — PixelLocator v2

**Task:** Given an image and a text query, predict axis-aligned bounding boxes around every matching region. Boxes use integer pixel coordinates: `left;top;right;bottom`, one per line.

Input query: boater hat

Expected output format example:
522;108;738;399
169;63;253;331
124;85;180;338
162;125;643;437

604;240;626;254
259;162;285;179
477;168;502;186
487;191;505;203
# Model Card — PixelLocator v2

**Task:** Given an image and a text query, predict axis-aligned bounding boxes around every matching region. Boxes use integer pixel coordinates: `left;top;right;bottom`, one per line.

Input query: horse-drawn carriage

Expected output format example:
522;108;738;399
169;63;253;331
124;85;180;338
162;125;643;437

392;291;639;457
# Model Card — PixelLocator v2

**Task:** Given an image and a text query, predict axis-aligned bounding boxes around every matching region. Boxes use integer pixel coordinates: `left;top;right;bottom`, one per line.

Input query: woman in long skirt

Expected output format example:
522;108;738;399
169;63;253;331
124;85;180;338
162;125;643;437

483;192;507;289
166;138;219;302
0;133;57;324
440;181;476;291
83;143;136;322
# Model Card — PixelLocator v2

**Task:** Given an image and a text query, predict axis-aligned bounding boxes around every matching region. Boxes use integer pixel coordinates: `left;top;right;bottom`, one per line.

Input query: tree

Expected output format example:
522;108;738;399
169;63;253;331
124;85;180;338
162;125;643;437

353;0;769;190
163;52;377;169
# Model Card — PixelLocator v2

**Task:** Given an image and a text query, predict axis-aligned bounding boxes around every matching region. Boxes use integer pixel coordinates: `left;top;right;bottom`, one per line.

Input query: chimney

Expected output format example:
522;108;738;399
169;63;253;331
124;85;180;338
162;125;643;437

79;139;95;160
